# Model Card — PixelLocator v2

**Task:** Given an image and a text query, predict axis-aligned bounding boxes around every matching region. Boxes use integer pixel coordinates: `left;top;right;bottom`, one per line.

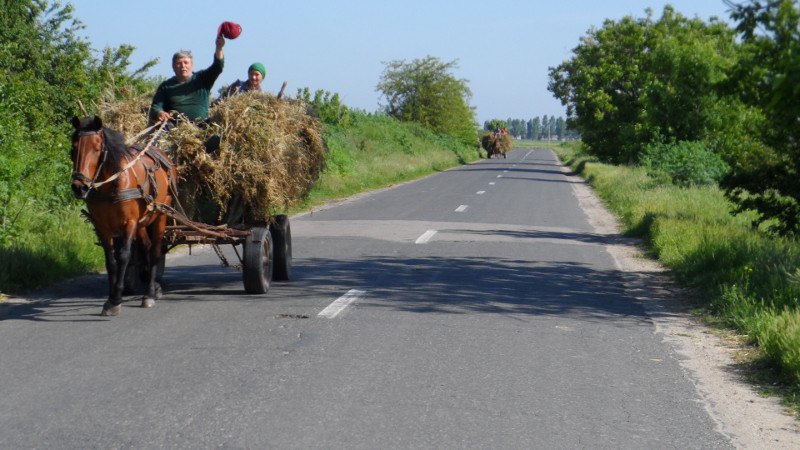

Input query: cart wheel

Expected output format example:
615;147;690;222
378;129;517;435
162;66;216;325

243;227;273;294
270;215;292;281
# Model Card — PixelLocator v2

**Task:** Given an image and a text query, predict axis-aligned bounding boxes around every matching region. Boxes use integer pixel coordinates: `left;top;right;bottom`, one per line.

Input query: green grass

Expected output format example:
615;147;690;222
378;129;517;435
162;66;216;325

0;204;104;296
297;113;482;210
552;143;800;404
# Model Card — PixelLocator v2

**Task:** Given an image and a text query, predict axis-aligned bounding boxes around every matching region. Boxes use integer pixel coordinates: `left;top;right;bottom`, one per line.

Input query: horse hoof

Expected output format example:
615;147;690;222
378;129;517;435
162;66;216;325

101;302;121;317
141;297;156;308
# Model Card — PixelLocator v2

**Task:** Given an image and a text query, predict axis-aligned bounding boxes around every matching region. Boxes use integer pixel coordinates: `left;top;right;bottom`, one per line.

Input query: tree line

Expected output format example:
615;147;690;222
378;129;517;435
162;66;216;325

548;0;800;236
0;0;154;245
482;116;580;141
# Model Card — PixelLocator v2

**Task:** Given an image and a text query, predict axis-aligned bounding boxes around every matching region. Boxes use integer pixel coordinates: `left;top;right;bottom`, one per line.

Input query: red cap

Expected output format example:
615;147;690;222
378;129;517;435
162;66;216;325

217;21;242;39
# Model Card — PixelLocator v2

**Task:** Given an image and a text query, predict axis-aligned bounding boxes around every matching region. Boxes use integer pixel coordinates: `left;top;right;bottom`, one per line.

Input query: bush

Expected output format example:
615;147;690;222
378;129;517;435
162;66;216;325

640;140;729;187
296;87;350;127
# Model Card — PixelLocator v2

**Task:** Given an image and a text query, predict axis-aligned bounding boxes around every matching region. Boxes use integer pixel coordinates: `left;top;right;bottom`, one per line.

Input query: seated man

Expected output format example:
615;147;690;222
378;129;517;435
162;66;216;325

217;62;265;102
150;33;226;125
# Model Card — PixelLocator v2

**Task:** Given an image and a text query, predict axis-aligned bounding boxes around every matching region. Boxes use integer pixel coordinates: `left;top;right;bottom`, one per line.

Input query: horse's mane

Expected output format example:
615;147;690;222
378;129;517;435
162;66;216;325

72;117;138;172
101;127;138;171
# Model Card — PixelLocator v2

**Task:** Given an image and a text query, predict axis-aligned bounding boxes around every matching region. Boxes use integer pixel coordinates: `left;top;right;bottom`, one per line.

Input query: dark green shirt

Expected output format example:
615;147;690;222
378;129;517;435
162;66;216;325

151;56;224;122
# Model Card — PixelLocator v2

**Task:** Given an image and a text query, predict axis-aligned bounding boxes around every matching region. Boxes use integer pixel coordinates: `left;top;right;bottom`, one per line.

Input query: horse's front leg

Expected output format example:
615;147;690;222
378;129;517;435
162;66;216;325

101;224;137;316
99;238;123;316
90;224;123;316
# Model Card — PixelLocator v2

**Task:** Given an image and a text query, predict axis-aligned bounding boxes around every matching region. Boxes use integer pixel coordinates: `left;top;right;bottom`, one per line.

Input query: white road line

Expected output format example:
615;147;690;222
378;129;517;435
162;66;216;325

318;289;366;318
455;205;468;212
489;182;496;185
496;175;503;178
477;191;486;195
415;229;437;244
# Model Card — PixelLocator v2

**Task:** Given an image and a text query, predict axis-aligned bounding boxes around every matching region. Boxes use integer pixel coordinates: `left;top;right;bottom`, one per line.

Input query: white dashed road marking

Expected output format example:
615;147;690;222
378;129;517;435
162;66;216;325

415;229;438;244
318;289;366;318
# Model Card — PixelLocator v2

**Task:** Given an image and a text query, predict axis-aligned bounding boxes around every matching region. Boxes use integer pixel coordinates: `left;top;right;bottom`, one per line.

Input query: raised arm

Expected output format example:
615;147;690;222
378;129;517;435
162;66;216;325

215;34;225;60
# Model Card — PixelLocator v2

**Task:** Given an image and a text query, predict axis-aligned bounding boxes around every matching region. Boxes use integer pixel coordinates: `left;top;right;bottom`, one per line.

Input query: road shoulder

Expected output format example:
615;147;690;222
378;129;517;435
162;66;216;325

561;151;800;448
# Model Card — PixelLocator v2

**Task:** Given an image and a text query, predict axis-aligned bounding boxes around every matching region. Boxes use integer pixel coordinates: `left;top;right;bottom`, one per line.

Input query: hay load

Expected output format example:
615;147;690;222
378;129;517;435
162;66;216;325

480;132;513;155
96;91;327;225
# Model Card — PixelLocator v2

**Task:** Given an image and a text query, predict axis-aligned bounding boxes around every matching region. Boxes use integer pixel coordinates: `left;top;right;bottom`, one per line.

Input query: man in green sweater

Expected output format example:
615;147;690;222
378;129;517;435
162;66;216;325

151;33;226;124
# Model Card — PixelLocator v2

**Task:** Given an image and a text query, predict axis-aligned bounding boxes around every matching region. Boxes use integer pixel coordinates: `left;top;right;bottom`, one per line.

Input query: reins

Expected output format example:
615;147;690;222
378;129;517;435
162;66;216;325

72;121;175;222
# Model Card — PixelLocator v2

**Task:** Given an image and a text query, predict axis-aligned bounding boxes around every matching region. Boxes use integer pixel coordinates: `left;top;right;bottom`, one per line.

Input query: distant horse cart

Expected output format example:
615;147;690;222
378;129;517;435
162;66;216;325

70;116;292;317
481;132;511;159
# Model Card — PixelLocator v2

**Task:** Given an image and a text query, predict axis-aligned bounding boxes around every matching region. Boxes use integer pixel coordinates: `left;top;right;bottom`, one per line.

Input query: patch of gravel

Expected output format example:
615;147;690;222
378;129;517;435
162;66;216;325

563;157;800;448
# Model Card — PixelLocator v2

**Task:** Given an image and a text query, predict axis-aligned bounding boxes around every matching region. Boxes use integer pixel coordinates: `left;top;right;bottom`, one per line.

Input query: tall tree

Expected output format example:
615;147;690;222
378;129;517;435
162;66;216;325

531;117;541;140
541;115;550;140
721;0;800;235
0;0;155;233
555;117;566;140
376;55;476;145
548;6;738;163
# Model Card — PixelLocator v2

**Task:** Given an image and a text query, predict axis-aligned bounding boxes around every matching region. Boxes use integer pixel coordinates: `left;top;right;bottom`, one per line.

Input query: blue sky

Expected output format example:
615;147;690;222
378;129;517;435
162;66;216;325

71;0;735;124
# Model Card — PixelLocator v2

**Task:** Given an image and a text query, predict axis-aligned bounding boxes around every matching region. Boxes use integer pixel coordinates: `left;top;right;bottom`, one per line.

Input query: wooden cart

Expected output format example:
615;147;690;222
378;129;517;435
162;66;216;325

162;213;292;294
126;207;292;295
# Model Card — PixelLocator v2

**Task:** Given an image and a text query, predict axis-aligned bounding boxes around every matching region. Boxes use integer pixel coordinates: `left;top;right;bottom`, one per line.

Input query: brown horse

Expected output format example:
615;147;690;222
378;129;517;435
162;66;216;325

490;136;503;159
70;116;177;316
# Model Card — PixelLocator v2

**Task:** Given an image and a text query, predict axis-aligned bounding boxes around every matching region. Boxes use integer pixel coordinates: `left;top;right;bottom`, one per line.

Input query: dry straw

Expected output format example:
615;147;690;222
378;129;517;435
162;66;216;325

96;91;327;225
480;132;512;154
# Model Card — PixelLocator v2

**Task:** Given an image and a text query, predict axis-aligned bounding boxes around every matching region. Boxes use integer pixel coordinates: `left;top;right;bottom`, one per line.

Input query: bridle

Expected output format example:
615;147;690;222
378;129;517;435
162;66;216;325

71;127;173;206
71;129;109;194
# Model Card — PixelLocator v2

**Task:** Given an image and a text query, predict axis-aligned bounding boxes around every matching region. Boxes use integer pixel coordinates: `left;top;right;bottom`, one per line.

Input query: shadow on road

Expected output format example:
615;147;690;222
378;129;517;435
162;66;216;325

287;253;659;325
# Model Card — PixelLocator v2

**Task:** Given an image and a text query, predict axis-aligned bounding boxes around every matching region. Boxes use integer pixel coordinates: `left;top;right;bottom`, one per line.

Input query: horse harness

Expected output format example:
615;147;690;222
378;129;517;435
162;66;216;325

73;129;176;217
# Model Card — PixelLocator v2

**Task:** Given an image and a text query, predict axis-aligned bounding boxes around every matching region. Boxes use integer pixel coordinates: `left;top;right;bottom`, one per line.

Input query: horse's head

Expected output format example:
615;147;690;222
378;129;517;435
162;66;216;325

70;116;106;199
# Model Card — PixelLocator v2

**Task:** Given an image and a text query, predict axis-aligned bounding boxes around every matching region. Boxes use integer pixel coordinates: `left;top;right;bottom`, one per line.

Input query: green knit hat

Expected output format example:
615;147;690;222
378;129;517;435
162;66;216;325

248;62;266;78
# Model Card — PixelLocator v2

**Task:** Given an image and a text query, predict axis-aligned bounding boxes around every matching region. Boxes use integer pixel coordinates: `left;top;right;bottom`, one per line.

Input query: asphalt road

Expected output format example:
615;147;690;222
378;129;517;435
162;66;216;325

0;148;733;449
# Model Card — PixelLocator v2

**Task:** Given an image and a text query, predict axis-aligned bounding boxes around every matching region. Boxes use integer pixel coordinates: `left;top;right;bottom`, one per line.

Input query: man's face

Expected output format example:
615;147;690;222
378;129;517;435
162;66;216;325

173;57;193;82
248;69;263;89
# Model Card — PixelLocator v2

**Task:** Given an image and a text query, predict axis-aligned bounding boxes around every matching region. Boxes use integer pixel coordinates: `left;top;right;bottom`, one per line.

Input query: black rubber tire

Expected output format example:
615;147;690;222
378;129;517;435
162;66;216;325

243;227;272;294
270;215;292;281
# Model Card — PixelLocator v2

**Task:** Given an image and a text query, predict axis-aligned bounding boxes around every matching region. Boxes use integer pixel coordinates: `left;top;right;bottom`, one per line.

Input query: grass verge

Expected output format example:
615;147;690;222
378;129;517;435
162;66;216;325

549;141;800;410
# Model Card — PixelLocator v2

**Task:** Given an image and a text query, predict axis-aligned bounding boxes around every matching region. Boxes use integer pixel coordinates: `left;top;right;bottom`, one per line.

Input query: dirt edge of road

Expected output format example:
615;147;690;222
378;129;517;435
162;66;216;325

562;156;800;448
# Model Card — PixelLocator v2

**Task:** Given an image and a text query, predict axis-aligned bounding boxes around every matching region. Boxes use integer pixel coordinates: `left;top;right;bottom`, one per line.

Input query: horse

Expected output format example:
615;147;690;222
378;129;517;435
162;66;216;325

483;133;506;159
70;116;177;316
490;135;504;159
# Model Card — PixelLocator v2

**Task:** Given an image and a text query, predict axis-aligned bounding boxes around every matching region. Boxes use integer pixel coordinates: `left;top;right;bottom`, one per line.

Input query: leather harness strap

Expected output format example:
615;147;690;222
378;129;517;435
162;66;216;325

76;133;176;207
